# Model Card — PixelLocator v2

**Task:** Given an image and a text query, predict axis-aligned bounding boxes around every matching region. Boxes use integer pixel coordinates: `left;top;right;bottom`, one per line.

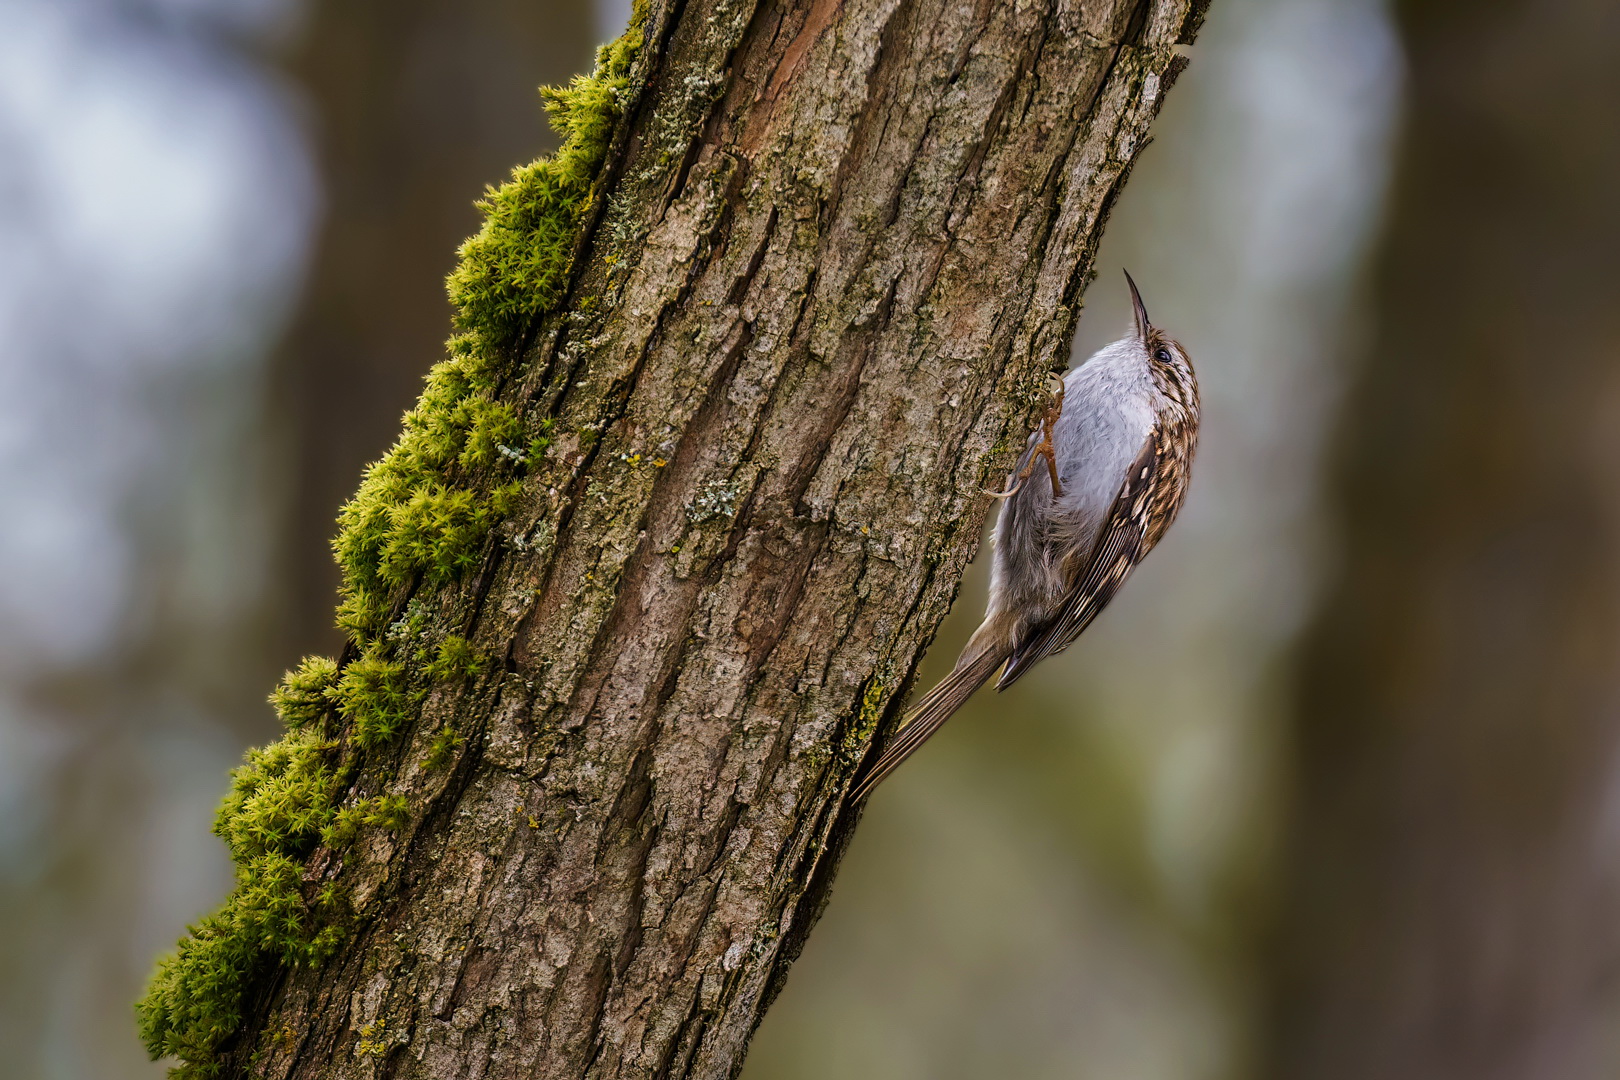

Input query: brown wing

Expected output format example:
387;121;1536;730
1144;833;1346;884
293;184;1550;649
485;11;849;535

996;426;1181;691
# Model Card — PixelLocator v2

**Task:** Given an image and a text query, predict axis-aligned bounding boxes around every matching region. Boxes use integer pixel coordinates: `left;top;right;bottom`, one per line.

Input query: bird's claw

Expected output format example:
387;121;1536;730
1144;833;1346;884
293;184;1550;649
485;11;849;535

984;375;1067;501
982;478;1026;500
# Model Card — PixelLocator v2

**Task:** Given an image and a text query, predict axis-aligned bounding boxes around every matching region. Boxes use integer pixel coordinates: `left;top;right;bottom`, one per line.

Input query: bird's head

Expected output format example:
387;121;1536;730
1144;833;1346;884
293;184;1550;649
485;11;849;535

1123;269;1196;407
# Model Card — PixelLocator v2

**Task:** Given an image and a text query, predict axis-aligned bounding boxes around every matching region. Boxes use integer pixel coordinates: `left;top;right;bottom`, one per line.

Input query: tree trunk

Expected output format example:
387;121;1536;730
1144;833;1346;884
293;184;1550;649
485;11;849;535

1269;2;1620;1078
141;1;1207;1077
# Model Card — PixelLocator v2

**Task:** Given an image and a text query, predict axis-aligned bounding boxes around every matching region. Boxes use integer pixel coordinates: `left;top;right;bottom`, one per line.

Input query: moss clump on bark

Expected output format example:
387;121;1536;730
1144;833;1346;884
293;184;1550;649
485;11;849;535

447;19;642;343
137;853;348;1076
136;15;645;1078
137;690;350;1075
214;728;339;862
424;724;468;771
330;645;411;749
265;655;339;731
322;794;412;849
335;10;642;643
331;335;528;641
424;634;485;682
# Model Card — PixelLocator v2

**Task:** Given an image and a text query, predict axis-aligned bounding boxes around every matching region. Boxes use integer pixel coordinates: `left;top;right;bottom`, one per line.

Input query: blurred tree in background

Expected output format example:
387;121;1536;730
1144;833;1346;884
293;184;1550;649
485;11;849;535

1269;2;1620;1078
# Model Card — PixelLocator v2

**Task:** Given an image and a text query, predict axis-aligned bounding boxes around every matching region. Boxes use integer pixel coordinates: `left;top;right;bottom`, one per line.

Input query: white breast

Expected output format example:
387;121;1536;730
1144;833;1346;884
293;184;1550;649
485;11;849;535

984;336;1158;629
1052;338;1158;529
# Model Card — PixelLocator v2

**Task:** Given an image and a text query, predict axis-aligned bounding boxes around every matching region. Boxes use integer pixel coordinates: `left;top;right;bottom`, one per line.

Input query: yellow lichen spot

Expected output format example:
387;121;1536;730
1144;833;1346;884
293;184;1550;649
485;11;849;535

653;457;668;468
355;1019;388;1058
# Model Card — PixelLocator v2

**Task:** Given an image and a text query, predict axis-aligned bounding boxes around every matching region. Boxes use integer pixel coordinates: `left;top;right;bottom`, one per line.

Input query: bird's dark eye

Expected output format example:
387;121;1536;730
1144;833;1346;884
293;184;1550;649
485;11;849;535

1154;347;1172;363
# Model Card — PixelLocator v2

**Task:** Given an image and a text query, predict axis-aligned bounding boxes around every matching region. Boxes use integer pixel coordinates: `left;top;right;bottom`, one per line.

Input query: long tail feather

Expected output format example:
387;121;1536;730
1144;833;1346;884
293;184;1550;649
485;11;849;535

850;645;1008;801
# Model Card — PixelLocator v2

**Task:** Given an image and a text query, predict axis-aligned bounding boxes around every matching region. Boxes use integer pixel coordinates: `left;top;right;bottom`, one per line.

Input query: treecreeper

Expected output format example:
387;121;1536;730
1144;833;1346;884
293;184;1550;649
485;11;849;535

854;272;1201;798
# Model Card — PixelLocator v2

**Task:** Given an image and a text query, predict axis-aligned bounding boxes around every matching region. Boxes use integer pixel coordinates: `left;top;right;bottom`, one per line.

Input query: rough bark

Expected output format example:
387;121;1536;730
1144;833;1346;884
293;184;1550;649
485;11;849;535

1269;1;1620;1078
230;1;1206;1077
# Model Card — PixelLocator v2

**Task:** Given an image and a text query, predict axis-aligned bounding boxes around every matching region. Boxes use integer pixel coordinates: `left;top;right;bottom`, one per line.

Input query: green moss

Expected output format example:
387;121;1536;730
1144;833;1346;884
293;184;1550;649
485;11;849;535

214;731;338;862
139;736;348;1076
457;400;522;470
141;9;647;1074
322;794;411;849
332;11;637;643
334;470;524;641
267;656;339;732
424;725;467;771
424;634;485;682
138;853;345;1077
527;417;556;465
371;795;410;831
447;22;642;344
331;645;410;750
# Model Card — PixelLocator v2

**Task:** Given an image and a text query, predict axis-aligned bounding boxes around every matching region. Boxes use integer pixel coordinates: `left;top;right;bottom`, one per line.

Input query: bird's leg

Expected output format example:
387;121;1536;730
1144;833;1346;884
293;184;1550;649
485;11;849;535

985;375;1066;500
1038;378;1065;497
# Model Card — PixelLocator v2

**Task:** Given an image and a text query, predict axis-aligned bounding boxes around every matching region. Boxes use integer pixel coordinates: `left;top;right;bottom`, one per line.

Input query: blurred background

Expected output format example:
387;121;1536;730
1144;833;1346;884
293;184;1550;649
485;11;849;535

1;0;1616;1078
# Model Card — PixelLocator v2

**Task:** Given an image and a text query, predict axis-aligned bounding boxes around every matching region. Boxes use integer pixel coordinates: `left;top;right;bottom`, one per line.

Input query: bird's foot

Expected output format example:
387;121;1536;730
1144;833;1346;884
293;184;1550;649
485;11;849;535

986;375;1065;500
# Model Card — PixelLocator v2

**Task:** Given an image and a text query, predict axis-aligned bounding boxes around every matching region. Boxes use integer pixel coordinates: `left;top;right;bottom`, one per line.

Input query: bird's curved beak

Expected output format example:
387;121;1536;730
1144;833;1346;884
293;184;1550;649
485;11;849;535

1123;269;1151;340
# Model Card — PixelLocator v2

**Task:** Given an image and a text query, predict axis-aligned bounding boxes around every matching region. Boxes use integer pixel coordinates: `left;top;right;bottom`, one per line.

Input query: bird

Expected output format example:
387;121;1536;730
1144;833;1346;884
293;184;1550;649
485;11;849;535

851;271;1200;800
